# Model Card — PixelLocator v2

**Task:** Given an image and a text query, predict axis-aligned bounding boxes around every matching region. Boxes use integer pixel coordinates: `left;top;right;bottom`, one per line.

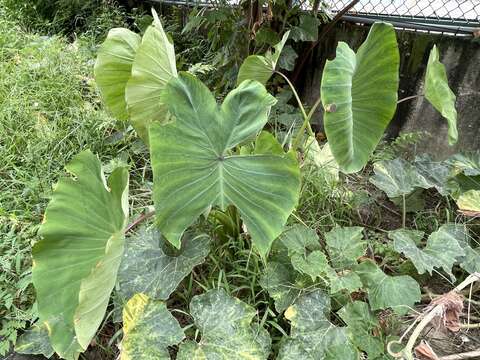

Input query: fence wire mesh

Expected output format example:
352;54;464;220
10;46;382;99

324;0;479;35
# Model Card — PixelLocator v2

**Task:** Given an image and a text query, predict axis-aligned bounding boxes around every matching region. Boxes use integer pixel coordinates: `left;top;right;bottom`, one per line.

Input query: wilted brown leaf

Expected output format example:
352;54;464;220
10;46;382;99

415;340;439;360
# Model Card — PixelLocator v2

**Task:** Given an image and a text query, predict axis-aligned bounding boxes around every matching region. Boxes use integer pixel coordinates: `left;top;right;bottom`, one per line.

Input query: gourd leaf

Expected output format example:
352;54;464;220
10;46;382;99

457;190;480;212
125;9;177;143
121;293;185;360
150;72;300;257
329;271;363;294
414;154;453;196
177;289;271;359
94;28;141;120
237;31;290;85
278;224;321;255
338;301;384;359
118;227;210;302
354;260;421;314
259;261;304;313
390;226;465;281
440;224;480;274
460;246;480;274
278;225;331;281
448;151;480;176
32;150;129;359
15;323;54;358
370;158;429;198
325;226;366;269
424;45;458;145
278;290;358;359
321;22;399;173
278;224;363;293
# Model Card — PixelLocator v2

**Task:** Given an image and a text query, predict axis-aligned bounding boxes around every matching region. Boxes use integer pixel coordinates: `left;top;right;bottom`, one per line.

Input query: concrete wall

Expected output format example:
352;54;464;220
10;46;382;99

299;21;480;159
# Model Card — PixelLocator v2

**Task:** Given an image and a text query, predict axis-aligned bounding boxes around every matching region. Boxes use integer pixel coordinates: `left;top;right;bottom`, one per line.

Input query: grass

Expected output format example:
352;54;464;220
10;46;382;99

0;4;149;354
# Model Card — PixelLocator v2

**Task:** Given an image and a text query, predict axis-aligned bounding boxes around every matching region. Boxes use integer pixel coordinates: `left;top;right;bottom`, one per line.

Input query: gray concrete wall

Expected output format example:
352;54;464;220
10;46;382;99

299;21;480;159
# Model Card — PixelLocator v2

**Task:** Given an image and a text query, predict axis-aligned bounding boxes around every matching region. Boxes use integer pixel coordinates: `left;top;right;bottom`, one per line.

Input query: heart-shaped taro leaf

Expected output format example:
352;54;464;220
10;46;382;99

32;151;129;359
237;31;290;86
118;227;210;302
424;45;458;145
121;293;185;360
278;290;358;359
150;72;300;257
94;28;141;120
125;9;177;142
177;289;271;359
321;22;399;173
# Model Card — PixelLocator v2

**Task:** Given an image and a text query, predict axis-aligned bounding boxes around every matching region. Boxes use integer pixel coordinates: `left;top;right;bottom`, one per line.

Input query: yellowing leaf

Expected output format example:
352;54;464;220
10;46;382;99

177;289;271;359
121;293;185;360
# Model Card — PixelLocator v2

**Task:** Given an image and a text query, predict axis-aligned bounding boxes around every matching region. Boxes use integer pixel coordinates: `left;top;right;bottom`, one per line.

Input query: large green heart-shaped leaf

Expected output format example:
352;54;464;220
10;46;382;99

32;151;129;359
177;289;271;359
354;260;420;314
121;293;185;360
390;227;465;280
278;290;358;359
424;45;457;145
237;31;290;86
118;227;210;301
125;9;177;142
321;22;399;173
94;28;141;121
150;72;300;256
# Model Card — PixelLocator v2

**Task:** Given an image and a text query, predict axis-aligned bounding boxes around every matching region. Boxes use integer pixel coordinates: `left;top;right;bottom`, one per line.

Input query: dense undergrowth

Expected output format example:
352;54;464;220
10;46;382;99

1;1;479;359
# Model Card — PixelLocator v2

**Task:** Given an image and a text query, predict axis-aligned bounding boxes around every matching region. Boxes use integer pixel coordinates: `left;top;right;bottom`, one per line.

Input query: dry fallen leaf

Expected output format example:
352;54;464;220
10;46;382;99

427;291;464;332
415;340;439;360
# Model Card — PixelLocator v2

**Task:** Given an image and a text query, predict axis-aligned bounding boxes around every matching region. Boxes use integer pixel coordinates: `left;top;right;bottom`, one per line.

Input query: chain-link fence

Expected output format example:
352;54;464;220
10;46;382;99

325;0;479;35
153;0;479;35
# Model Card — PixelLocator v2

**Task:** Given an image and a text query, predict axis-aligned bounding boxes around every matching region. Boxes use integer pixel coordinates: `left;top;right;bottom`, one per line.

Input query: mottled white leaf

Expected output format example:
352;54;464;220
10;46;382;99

278;290;358;359
177;289;271;359
121;293;185;360
118;227;210;301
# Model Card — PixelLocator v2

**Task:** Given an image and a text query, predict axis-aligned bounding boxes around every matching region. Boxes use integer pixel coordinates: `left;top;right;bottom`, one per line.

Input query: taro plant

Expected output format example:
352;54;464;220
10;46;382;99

22;8;465;360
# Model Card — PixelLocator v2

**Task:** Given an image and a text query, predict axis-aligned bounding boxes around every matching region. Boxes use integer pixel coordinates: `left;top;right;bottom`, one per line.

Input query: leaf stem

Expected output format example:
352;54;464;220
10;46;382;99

125;210;155;233
402;194;406;228
397;94;424;104
274;71;321;150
